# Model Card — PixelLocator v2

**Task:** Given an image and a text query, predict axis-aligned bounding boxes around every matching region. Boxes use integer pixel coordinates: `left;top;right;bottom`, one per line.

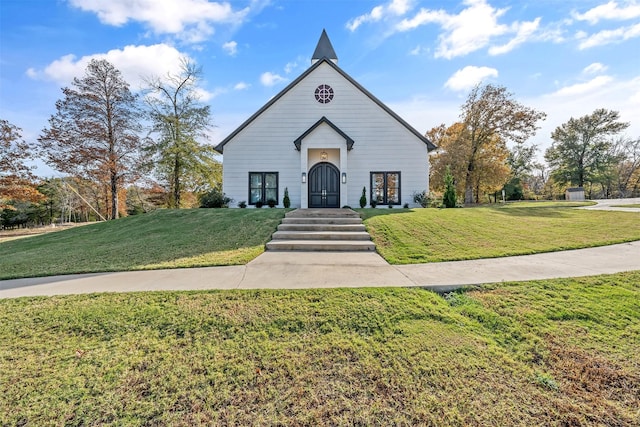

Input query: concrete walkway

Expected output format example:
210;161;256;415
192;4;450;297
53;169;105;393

579;197;640;212
1;241;639;298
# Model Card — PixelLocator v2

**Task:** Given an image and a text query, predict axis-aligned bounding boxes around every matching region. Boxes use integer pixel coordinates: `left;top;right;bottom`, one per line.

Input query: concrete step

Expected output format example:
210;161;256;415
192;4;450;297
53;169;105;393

266;240;376;252
277;223;366;232
285;209;360;218
281;217;363;225
266;208;375;252
271;231;372;241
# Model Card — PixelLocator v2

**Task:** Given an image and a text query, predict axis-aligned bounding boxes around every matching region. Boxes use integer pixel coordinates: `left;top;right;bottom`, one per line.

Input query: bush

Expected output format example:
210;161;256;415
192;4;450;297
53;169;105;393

199;188;232;208
370;199;377;208
403;203;409;209
238;201;247;208
267;199;277;208
255;201;263;208
443;166;457;208
412;190;430;208
283;187;290;208
360;187;367;208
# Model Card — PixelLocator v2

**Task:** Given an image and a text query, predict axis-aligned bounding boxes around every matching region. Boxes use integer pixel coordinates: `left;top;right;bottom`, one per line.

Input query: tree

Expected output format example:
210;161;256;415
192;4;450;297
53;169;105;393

458;84;546;204
612;137;640;197
1;119;42;207
505;142;539;200
544;109;629;189
145;59;218;208
442;166;457;208
39;59;146;219
428;121;510;202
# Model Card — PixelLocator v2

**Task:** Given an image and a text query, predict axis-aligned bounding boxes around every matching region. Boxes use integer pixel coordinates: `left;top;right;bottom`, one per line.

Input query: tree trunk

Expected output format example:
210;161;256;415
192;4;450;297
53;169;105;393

173;156;181;208
111;173;119;219
464;168;474;204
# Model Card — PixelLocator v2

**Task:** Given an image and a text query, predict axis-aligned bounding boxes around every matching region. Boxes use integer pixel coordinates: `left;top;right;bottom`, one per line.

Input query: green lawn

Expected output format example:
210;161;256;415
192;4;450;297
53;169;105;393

361;202;640;264
1;272;638;425
0;209;286;280
612;204;640;208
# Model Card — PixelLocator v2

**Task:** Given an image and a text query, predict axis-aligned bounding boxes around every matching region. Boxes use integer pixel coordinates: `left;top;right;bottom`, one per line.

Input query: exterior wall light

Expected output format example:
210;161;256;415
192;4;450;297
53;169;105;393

301;172;306;183
342;172;347;184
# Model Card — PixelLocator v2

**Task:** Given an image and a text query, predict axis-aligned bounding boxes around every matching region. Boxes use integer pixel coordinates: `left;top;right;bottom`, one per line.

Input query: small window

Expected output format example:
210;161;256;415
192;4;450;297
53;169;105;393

370;172;401;205
249;172;278;205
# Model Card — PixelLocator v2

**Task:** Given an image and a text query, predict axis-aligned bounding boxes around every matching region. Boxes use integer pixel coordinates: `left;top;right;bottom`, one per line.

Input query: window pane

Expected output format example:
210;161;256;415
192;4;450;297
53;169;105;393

265;173;277;188
372;173;384;203
265;188;277;202
250;189;262;204
250;173;262;188
386;173;400;204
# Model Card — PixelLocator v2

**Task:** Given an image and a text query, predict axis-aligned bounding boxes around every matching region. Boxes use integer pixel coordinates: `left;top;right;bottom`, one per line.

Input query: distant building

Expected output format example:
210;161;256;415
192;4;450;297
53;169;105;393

566;187;585;201
216;30;436;208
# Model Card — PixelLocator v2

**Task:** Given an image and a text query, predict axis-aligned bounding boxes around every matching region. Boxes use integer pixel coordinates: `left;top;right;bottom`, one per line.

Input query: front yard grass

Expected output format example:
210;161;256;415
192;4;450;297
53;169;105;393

0;209;286;280
1;271;638;425
361;202;640;264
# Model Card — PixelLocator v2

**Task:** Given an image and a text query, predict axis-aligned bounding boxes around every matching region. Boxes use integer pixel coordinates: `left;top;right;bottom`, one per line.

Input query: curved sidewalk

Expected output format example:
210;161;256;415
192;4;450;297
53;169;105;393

1;240;639;299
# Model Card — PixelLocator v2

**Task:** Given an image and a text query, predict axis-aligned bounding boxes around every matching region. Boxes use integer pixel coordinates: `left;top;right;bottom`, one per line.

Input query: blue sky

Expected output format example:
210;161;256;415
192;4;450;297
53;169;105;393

1;0;639;176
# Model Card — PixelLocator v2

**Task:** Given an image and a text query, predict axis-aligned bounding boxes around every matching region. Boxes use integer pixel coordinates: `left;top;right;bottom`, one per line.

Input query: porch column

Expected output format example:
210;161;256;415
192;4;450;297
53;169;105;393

340;145;347;207
300;147;308;208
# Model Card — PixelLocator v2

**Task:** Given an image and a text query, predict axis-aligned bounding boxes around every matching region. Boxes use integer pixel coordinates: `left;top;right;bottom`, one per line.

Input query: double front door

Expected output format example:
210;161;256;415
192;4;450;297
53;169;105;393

308;162;340;208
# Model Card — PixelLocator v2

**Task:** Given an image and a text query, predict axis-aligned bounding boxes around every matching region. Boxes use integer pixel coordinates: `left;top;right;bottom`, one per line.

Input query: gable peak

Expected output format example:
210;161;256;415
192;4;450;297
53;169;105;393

312;29;338;65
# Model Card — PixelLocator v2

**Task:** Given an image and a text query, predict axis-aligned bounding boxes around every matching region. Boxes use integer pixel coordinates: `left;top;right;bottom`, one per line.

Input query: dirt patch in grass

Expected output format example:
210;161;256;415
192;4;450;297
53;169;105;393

544;338;640;426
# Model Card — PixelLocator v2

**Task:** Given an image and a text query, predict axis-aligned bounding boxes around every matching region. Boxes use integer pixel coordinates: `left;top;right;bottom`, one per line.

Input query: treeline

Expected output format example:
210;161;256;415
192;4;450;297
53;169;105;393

428;84;639;204
1;58;222;226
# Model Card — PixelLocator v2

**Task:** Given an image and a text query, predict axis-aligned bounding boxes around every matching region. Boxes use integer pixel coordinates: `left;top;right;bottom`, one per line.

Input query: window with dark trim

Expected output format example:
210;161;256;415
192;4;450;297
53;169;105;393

370;172;401;205
249;172;278;205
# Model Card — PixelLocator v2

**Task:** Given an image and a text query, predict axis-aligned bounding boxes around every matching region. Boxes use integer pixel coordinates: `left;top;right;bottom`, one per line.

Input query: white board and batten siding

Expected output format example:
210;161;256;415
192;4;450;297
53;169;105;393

220;60;431;208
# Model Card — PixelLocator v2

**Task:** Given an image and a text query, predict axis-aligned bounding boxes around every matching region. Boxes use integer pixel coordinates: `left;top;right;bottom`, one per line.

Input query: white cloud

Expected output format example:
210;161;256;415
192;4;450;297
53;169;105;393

68;0;250;43
260;72;287;87
409;44;429;56
395;0;541;59
572;1;640;24
444;66;498;91
27;44;187;89
489;17;541;55
578;22;640;49
583;62;608;74
234;82;250;90
346;0;413;31
223;41;238;56
284;56;306;74
550;75;614;97
530;75;640;147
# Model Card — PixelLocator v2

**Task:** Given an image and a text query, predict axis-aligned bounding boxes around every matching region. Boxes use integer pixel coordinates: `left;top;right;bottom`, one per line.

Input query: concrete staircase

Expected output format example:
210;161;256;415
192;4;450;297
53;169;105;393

266;208;376;252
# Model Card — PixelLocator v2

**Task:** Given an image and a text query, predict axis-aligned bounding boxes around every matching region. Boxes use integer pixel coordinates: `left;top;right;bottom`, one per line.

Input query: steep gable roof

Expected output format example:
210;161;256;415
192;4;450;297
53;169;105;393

215;57;436;153
294;116;354;151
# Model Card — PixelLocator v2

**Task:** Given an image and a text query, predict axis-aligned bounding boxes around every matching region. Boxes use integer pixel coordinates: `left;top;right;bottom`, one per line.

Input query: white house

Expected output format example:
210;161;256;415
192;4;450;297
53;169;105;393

216;30;436;208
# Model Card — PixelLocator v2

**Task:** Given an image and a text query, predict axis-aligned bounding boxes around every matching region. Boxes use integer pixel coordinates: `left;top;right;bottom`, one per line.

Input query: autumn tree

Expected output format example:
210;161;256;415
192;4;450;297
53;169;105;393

428;121;510;202
144;59;218;208
1;119;42;207
458;84;546;204
545;109;630;192
39;59;146;219
612;137;640;197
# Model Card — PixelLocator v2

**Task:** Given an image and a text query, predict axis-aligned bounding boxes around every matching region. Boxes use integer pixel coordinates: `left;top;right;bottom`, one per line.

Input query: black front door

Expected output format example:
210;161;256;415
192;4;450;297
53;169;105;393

308;162;340;208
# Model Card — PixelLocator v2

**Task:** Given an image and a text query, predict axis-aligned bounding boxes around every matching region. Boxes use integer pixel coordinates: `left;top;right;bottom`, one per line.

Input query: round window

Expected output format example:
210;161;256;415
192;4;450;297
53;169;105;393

314;84;334;104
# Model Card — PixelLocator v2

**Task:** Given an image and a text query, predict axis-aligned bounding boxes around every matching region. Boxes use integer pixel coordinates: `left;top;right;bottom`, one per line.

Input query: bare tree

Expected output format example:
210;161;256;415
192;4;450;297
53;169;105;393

39;59;146;219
